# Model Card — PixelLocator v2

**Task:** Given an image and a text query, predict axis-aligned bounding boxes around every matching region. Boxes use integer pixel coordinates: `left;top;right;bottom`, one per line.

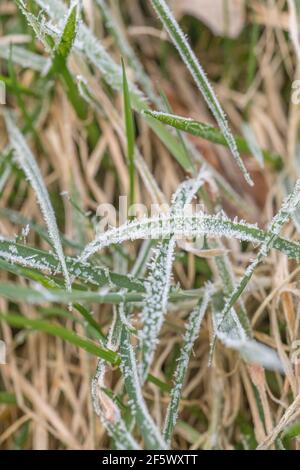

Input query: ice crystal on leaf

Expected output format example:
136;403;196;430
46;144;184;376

79;211;300;262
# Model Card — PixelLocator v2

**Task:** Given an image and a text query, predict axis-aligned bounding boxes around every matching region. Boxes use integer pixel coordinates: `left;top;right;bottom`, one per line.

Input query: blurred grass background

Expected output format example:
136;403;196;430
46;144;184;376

0;0;300;450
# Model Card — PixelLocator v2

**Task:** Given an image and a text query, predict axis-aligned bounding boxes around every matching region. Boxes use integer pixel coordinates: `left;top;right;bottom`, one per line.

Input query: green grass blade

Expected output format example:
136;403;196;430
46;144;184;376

0;282;144;305
160;91;192;170
147;375;171;393
0;279;203;307
163;287;213;445
0;257;58;288
122;58;136;207
0;238;145;291
79;212;300;262
139;239;176;383
212;241;251;336
92;359;140;449
52;0;79;66
0;313;118;364
17;0;88;121
0;207;81;250
97;396;141;449
212;179;300;362
143;110;283;170
74;303;106;342
0;391;17;405
50;0;88;120
8;48;39;140
16;0;54;53
0;74;41;98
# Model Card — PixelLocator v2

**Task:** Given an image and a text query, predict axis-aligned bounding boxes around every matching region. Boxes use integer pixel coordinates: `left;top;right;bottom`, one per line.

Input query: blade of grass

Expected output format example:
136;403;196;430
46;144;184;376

15;0;54;53
0;281;202;306
122;58;136;208
138;173;207;383
4;112;71;291
120;328;168;449
160;91;191;170
79;212;300;262
163;286;213;445
138;238;176;382
52;0;79;67
212;237;251;335
35;0;258;208
74;303;106;343
0;312;118;364
91;260;134;449
211;292;283;371
0;238;145;291
213;179;300;356
91;234;171;445
8;47;41;140
17;0;88;122
91;355;141;450
50;0;88;121
0;257;59;289
0;207;81;250
143;110;282;170
0;282;143;305
0;391;17;405
26;0;250;217
0;74;41;98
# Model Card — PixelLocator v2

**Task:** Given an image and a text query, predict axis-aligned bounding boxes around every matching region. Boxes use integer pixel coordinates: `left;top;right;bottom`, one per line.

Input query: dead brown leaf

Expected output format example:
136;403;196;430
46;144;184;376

172;0;245;38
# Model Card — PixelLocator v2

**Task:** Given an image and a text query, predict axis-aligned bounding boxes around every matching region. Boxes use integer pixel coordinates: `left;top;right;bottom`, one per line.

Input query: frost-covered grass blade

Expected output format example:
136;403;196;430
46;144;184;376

215;179;300;340
92;344;140;450
138;173;207;382
52;0;79;67
163;286;213;445
211;179;300;366
4;112;71;292
0;44;48;72
0;238;145;291
120;328;168;450
211;293;283;372
138;239;176;382
79;212;300;262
